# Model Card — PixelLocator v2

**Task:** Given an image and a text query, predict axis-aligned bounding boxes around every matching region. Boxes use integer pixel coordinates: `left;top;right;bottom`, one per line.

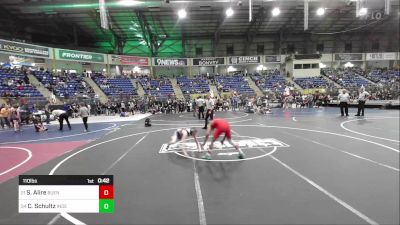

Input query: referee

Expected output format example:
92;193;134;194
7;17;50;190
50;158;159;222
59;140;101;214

52;109;71;131
355;87;369;117
338;90;350;117
203;95;215;129
196;96;205;120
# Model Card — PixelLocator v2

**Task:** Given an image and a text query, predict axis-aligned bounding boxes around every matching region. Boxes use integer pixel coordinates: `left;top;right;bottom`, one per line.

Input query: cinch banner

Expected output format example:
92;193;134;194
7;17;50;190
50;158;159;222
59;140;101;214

110;55;149;66
334;53;363;61
192;57;225;66
0;39;50;58
228;56;261;64
154;58;188;66
56;49;105;63
366;52;396;61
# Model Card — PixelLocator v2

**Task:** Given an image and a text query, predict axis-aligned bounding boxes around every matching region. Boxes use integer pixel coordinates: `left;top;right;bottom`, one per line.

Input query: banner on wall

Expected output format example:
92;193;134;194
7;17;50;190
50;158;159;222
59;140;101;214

154;58;187;66
0;39;50;58
228;56;261;64
8;55;45;66
110;55;149;66
264;55;281;63
366;52;396;61
56;49;105;63
334;53;363;61
192;57;225;66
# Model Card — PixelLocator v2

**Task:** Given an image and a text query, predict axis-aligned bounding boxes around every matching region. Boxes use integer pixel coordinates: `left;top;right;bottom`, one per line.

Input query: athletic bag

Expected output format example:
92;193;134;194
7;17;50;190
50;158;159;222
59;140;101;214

145;118;151;127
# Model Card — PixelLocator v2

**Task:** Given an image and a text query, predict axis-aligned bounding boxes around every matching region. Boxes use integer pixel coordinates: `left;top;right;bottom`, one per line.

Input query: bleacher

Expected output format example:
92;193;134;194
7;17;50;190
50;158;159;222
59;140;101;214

33;71;56;86
338;76;369;88
251;73;287;90
366;70;400;83
34;71;92;98
0;68;47;104
322;68;370;88
95;76;137;96
294;76;333;89
139;77;174;96
176;76;210;94
215;75;254;94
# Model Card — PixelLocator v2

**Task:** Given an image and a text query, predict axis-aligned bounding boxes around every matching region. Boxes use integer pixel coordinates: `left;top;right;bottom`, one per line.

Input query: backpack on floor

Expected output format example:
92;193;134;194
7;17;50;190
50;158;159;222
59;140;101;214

145;118;151;127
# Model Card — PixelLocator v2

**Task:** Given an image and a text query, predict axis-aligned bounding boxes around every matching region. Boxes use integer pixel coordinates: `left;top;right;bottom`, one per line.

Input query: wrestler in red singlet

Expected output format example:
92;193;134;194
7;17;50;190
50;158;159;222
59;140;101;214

201;118;244;160
211;119;232;141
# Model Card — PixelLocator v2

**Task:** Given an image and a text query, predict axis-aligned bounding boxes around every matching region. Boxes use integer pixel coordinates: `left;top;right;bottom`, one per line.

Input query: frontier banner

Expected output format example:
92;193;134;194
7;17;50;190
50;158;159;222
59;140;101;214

56;49;106;63
154;58;188;66
228;56;261;64
0;39;50;58
110;55;149;66
366;52;396;61
192;57;225;66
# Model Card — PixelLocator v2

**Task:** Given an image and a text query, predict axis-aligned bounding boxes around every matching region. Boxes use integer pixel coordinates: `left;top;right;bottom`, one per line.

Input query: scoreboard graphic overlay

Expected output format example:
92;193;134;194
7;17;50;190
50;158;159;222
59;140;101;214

18;175;114;213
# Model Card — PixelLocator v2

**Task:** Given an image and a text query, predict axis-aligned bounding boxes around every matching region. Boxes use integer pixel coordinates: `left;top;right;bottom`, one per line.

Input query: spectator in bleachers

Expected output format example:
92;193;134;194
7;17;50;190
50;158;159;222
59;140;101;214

23;74;30;85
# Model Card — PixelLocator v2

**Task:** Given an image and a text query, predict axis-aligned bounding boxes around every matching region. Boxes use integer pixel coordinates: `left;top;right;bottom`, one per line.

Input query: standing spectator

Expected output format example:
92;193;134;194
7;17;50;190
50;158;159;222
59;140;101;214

323;95;330;107
338;90;350;117
51;93;57;104
355;87;369;117
203;95;215;129
10;105;21;132
44;106;51;124
0;104;11;129
87;104;91;116
79;103;90;132
121;101;126;113
191;99;197;117
52;109;71;131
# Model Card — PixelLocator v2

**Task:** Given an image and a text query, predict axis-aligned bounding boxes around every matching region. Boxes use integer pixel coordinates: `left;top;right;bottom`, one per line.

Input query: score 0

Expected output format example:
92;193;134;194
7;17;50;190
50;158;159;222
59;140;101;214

99;185;114;213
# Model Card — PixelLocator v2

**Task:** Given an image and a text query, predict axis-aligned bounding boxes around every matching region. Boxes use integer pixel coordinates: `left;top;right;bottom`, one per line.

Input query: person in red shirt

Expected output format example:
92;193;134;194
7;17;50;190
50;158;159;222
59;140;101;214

201;118;244;160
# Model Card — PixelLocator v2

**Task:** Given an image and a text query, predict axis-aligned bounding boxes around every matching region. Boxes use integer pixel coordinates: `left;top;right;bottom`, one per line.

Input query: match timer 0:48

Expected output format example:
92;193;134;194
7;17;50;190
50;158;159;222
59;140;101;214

18;175;114;213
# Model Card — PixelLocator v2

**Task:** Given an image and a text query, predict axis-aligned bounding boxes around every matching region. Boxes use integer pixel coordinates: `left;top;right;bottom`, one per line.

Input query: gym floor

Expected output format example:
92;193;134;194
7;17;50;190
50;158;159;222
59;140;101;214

0;108;399;225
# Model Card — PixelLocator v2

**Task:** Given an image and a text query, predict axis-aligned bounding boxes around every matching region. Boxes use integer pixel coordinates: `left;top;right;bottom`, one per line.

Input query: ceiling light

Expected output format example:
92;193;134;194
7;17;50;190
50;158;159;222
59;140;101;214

316;7;325;16
133;66;141;72
272;7;280;16
226;7;234;17
177;9;187;19
227;66;236;73
257;65;267;71
344;62;354;68
359;7;368;16
117;0;141;6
